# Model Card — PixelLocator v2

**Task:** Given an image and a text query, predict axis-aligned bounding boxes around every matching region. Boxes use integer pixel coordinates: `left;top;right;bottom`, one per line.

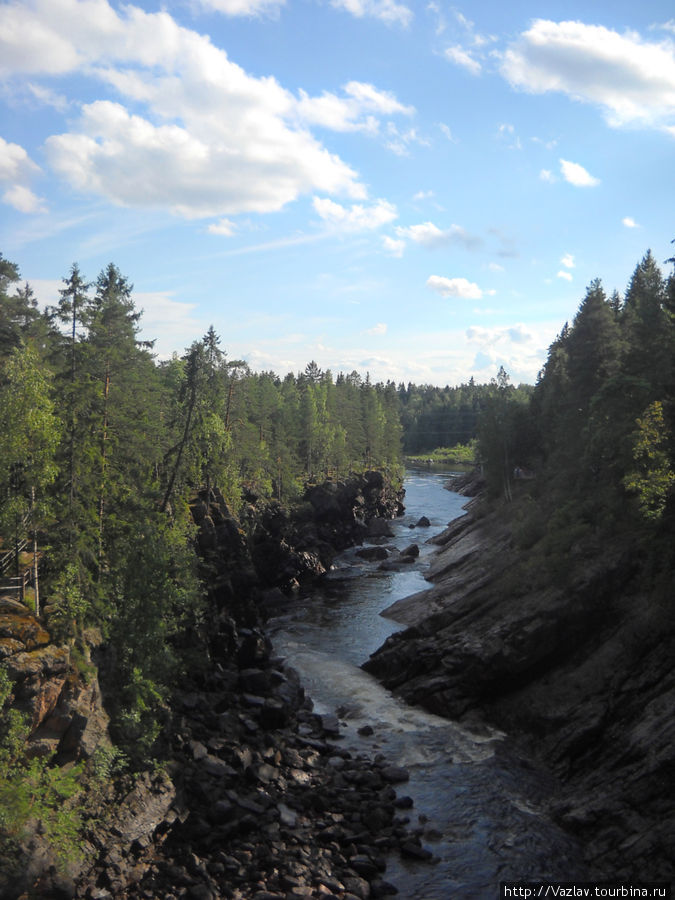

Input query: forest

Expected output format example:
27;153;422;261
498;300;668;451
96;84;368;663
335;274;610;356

1;244;675;881
0;252;405;760
476;248;675;592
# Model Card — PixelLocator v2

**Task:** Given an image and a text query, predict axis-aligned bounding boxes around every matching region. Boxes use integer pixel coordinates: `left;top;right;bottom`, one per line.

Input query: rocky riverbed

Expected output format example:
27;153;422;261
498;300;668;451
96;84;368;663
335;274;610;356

363;473;675;882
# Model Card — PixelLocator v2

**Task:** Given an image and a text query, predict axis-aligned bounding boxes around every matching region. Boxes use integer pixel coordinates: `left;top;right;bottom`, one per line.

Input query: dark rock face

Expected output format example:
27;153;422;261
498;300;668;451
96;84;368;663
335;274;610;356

243;473;404;592
363;499;675;881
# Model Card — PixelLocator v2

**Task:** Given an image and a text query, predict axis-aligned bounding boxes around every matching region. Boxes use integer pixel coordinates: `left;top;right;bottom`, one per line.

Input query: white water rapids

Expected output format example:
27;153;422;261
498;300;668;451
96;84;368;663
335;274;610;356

270;469;586;898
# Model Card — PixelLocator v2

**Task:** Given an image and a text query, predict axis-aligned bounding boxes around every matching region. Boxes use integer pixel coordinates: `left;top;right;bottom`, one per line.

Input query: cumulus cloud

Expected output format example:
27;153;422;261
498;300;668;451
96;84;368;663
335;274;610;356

427;275;483;299
622;216;639;228
560;253;575;268
313;196;397;231
557;270;573;281
207;218;237;236
2;0;417;219
382;235;405;256
297;81;414;133
500;20;675;133
559;158;600;187
330;0;413;28
0;136;46;213
364;322;387;335
2;183;47;214
444;45;481;75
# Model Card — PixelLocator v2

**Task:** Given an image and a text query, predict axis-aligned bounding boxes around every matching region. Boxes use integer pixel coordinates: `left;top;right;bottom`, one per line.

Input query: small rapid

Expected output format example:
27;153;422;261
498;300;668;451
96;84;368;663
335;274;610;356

270;469;586;898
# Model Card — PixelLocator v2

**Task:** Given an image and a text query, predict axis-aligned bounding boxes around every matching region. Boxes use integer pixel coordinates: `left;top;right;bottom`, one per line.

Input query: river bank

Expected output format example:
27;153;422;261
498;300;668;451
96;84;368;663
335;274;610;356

363;472;675;883
269;469;588;898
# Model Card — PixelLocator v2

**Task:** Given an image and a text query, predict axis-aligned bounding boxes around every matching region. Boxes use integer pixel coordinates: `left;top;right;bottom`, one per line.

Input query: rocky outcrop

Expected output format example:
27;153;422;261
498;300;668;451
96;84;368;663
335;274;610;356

363;495;675;881
0;597;108;762
242;472;404;592
1;470;418;899
72;630;428;900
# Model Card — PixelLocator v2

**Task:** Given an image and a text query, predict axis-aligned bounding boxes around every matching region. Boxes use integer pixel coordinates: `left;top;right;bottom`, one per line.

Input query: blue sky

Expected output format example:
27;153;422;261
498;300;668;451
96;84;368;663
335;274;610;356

1;0;674;386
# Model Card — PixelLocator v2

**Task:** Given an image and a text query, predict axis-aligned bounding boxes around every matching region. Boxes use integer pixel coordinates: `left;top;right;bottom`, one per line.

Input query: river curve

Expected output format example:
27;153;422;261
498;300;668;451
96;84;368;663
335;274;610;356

270;468;587;898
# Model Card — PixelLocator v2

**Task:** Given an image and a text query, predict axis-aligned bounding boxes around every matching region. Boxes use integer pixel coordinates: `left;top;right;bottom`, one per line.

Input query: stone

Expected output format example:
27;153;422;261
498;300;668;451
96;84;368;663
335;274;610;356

379;766;409;784
367;519;395;538
414;516;431;528
201;754;236;777
399;842;433;861
355;547;389;562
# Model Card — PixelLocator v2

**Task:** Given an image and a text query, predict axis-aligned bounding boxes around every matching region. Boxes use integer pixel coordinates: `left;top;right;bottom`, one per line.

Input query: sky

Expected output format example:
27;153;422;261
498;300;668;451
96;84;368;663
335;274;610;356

0;0;674;387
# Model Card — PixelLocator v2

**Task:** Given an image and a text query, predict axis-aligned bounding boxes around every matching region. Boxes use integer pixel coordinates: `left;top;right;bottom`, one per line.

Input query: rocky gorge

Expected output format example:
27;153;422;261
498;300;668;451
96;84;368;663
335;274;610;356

1;471;434;900
363;472;675;884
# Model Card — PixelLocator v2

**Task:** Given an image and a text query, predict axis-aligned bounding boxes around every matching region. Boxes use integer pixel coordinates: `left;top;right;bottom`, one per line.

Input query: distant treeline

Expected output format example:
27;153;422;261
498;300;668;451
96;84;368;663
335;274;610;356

397;379;532;454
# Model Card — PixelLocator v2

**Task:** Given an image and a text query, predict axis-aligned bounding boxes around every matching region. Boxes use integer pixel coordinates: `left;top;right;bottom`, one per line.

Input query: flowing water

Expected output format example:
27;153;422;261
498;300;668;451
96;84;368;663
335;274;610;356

270;469;586;898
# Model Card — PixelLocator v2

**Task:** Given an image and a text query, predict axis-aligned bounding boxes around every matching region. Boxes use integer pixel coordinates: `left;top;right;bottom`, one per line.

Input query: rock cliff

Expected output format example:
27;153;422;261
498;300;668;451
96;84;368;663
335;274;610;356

362;482;675;881
1;470;421;899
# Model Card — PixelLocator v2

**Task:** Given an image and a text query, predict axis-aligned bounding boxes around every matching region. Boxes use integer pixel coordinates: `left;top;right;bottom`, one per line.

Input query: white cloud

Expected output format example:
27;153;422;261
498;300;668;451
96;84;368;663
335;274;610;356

444;45;481;75
134;291;204;358
557;270;573;281
507;325;534;343
297;81;414;133
438;122;457;142
413;189;434;201
365;322;387;335
2;183;47;214
382;235;405;256
539;168;556;183
197;0;285;16
0;136;46;213
385;122;429;156
501;20;675;133
3;0;371;219
560;253;575;268
395;220;480;250
331;0;413;27
559;158;600;187
207;218;237;236
622;216;639;228
427;275;483;299
26;82;69;111
0;136;40;181
488;262;505;272
313;196;397;231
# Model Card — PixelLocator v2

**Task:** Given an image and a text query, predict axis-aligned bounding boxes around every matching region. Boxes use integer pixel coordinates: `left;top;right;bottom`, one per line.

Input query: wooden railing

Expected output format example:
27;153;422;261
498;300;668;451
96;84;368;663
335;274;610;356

0;570;30;600
0;536;29;576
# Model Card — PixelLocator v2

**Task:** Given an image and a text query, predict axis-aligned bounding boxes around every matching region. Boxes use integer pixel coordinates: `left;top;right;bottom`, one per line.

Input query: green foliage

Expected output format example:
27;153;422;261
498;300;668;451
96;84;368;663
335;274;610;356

623;401;675;519
113;667;165;763
406;440;477;466
47;563;89;641
0;665;85;872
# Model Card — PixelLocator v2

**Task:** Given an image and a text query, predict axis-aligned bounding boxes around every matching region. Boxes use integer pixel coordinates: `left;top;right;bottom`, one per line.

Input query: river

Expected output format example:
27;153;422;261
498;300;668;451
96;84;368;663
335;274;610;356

270;468;586;898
